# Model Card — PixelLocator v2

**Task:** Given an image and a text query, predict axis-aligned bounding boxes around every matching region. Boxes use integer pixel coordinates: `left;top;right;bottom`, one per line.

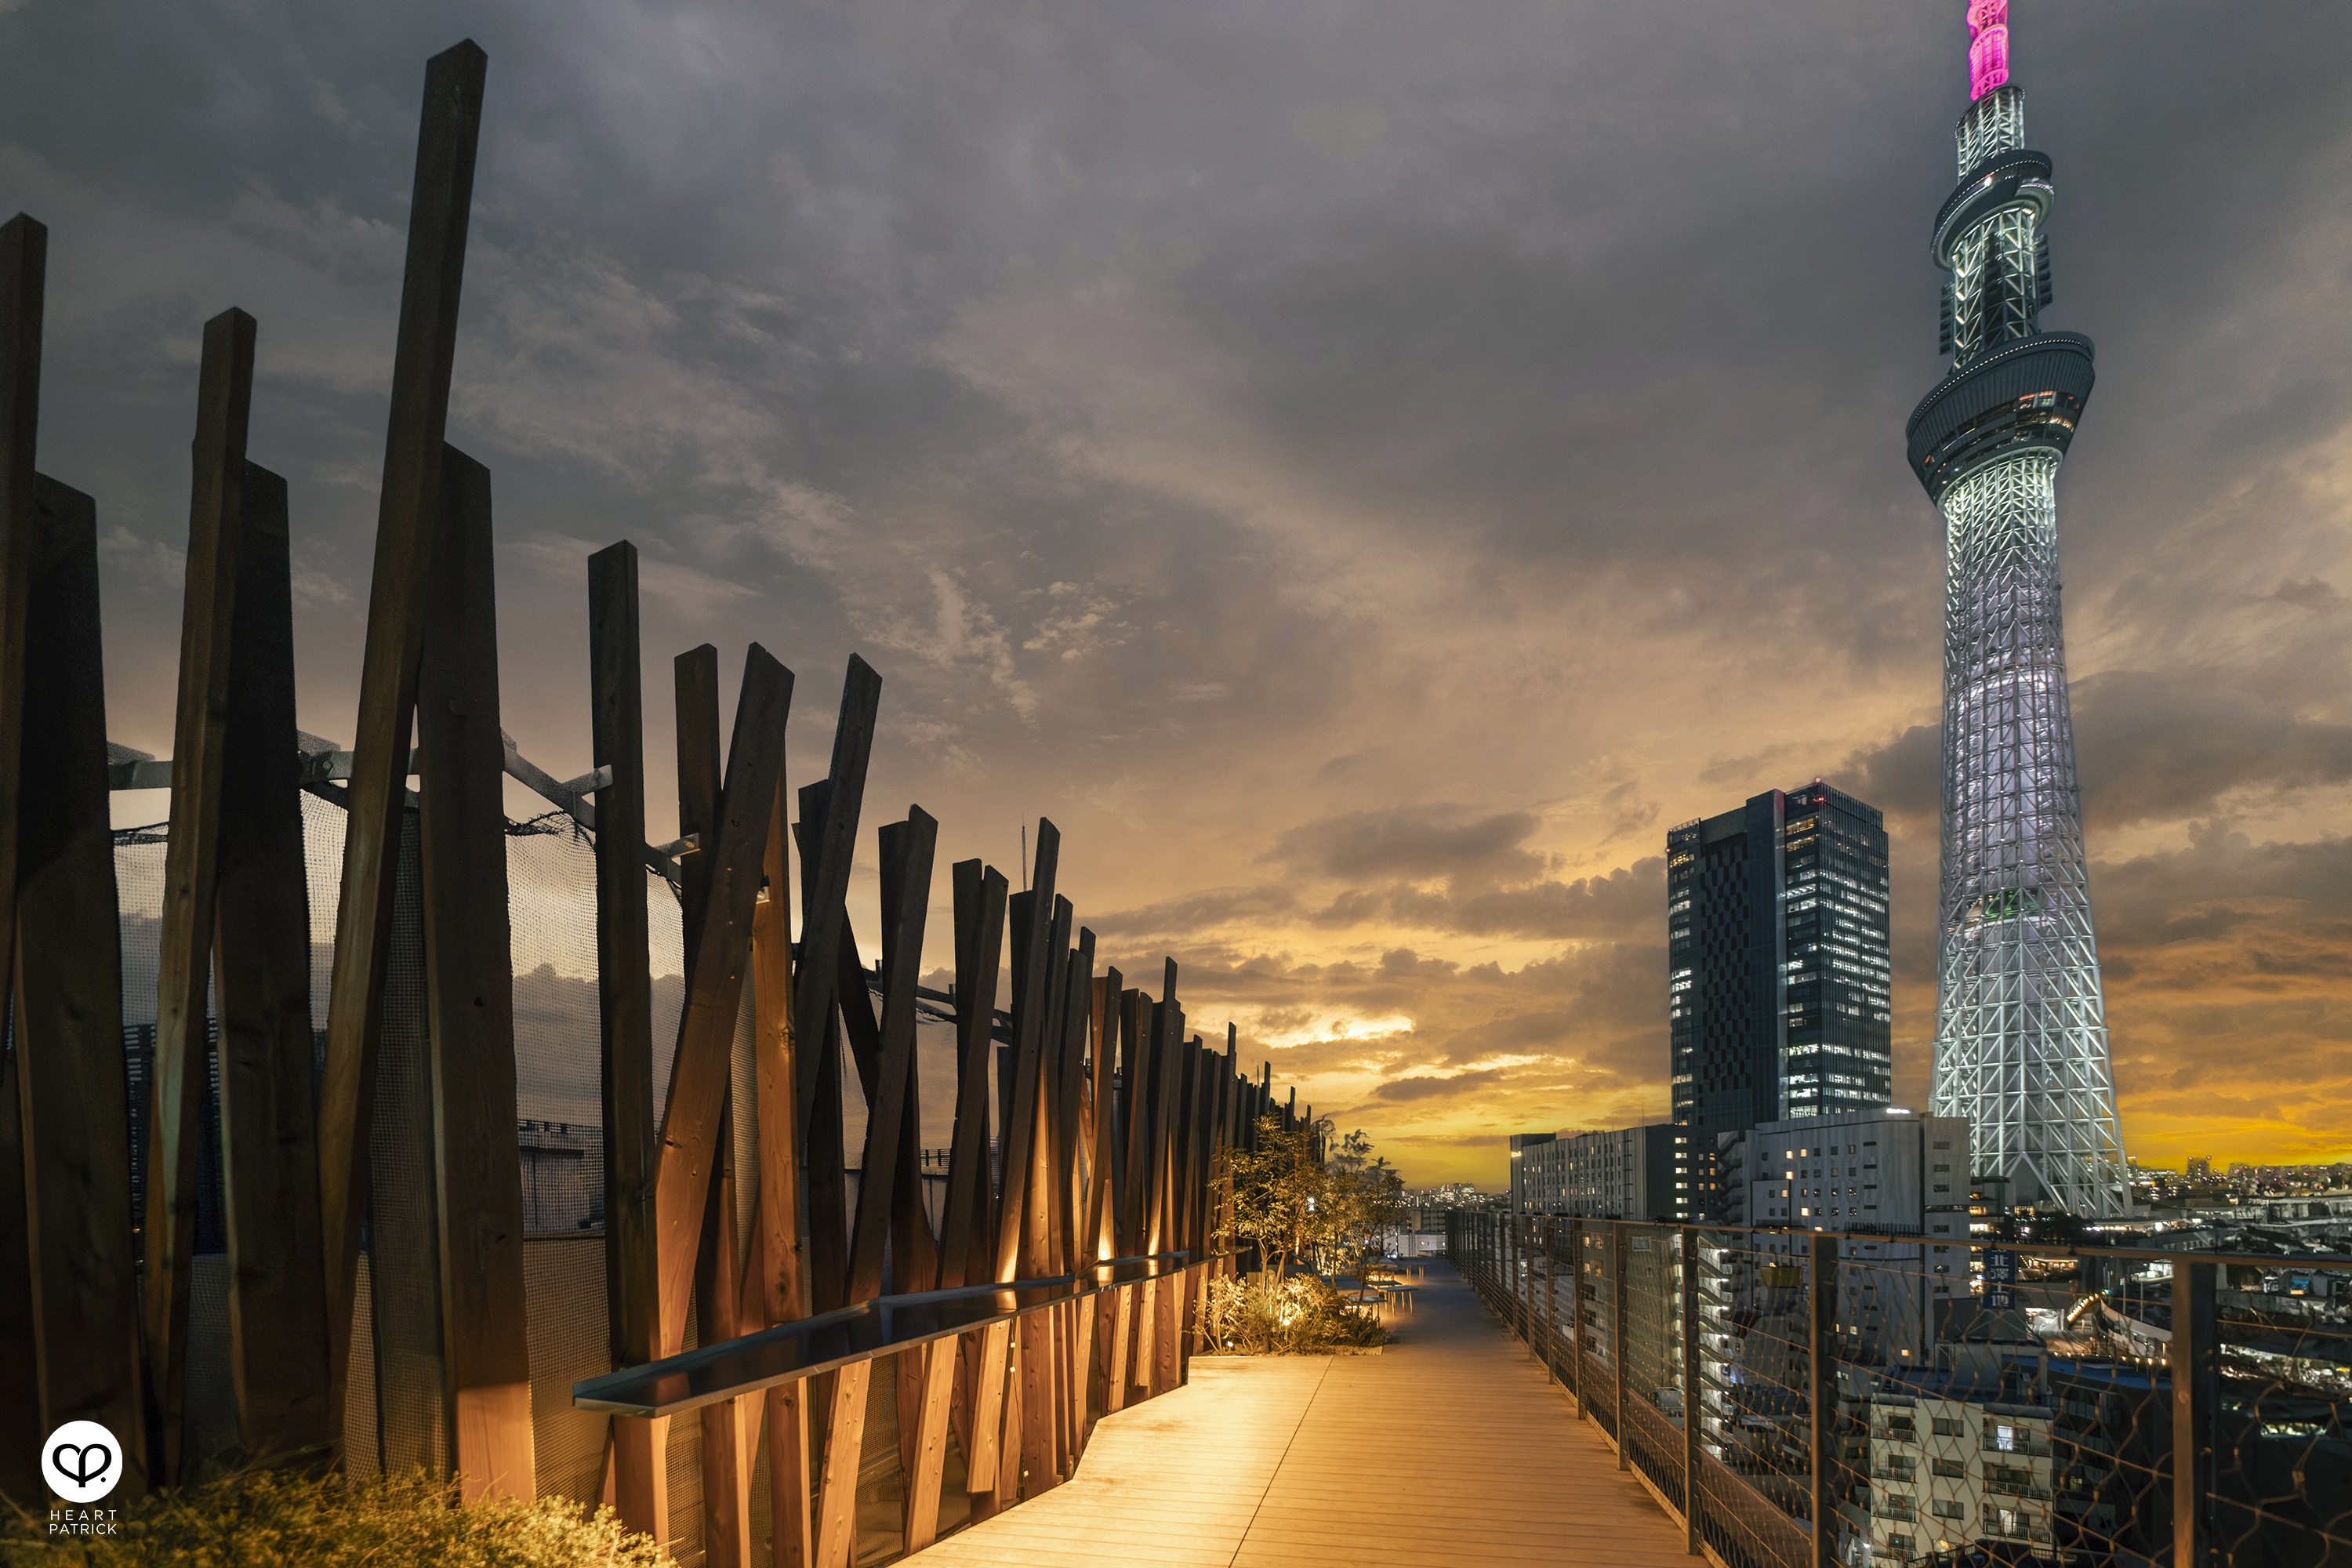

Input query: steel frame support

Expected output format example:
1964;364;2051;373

2172;1261;2216;1568
1808;1232;1836;1568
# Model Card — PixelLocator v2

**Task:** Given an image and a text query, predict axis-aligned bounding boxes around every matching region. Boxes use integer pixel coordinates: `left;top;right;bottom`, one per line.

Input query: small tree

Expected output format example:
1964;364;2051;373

1221;1112;1338;1313
1207;1114;1398;1352
1326;1127;1407;1291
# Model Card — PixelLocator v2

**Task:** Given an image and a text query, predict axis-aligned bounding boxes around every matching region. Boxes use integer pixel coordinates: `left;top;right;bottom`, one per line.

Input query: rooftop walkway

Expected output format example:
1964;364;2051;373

917;1259;1697;1567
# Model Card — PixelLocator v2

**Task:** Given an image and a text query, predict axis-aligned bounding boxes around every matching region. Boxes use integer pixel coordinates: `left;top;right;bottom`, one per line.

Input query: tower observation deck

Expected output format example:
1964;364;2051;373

1906;0;2125;1215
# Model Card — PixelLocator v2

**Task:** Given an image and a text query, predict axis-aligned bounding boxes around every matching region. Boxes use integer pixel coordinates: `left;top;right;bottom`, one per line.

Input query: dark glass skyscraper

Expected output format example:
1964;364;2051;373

1666;781;1893;1216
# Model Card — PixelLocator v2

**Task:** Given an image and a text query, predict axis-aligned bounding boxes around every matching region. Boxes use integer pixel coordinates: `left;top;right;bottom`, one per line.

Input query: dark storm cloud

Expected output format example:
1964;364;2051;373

1266;804;1553;884
1365;1069;1508;1105
1846;671;2352;835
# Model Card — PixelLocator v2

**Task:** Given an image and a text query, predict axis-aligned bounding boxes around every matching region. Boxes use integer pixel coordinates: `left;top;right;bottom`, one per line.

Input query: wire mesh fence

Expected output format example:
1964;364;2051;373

1453;1211;2352;1568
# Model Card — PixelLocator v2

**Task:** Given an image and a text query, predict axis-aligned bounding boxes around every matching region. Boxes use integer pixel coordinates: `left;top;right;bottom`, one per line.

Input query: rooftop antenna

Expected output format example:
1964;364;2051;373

1021;823;1029;891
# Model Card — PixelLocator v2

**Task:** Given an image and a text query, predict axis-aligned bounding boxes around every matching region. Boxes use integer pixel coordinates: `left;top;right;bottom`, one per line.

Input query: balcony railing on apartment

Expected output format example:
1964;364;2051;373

1447;1210;2352;1568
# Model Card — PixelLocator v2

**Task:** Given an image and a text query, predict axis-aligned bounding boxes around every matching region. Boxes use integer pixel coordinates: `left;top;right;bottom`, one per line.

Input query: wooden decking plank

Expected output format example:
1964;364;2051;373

915;1262;1697;1566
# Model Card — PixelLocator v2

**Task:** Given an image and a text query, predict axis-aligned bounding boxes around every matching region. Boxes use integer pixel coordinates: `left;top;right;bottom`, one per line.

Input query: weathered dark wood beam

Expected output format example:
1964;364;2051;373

16;475;143;1491
587;540;665;1542
416;446;534;1501
990;821;1058;1285
749;775;815;1568
674;641;748;1568
318;42;487;1450
789;657;880;1138
652;645;791;1357
938;859;1006;1294
793;797;849;1319
212;459;333;1467
845;808;937;1305
0;213;44;1504
142;305;252;1482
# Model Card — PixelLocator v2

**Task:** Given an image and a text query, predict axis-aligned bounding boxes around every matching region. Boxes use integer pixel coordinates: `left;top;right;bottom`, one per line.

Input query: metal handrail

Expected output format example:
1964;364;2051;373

574;1250;1202;1418
1448;1210;2342;1568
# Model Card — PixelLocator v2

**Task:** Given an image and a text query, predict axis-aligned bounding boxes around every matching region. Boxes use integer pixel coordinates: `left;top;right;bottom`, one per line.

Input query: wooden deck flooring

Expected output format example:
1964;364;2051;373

916;1260;1697;1566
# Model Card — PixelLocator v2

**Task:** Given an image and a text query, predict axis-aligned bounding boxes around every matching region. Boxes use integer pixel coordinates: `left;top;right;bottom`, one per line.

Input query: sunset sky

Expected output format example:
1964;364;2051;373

9;1;2352;1187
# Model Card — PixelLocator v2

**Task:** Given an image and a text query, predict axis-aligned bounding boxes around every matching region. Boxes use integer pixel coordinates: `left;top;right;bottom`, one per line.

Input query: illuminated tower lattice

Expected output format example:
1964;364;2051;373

1904;0;2125;1215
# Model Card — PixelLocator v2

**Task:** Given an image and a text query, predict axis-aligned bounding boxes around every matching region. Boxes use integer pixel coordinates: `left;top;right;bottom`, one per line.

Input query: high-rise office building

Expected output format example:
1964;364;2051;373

1667;781;1893;1216
1905;0;2126;1215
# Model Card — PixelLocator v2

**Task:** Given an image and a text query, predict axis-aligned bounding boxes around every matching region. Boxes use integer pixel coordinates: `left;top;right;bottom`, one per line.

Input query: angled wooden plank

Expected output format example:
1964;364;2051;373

673;644;720;949
989;822;1058;1285
746;773;800;1330
319;42;487;1448
1117;989;1154;1261
141;305;252;1482
212;459;333;1466
1053;926;1092;1276
1083;968;1118;1266
1149;985;1187;1398
696;1098;751;1568
846;809;937;1304
673;642;750;1568
901;1334;960;1551
990;1349;1023;1511
0;212;40;1510
792;799;851;1318
416;445;533;1501
586;540;665;1541
938;860;1006;1293
652;645;791;1356
812;1359;870;1568
790;657;880;1138
887;991;938;1295
832;926;881;1105
0;1035;32;1505
1054;946;1084;1465
15;474;143;1492
940;858;1007;1501
747;761;815;1568
1016;898;1072;1492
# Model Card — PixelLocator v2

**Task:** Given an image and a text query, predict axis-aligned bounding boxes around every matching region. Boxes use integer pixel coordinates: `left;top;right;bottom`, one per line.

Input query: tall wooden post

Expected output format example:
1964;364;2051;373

588;542;664;1541
319;42;488;1451
652;646;790;1356
142;306;253;1482
0;211;45;1505
416;447;535;1501
750;768;813;1568
674;644;749;1568
845;811;938;1304
15;475;143;1491
213;459;334;1466
789;659;881;1139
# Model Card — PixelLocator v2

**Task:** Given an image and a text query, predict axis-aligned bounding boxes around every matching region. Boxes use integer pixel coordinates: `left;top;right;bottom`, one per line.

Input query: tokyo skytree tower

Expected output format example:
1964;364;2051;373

1904;0;2125;1215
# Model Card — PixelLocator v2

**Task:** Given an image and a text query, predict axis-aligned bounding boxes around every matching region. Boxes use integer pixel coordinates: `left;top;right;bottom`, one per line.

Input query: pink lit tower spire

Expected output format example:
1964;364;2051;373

1905;0;2127;1217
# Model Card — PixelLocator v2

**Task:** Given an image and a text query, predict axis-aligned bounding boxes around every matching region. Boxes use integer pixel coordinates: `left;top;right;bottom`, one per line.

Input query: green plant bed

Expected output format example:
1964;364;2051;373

1199;1270;1389;1355
2;1468;668;1566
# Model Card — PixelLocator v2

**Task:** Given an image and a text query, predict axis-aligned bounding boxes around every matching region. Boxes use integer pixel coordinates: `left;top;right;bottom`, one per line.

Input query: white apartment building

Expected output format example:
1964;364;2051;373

1862;1385;2056;1562
1715;1109;1973;1370
1508;1123;1681;1218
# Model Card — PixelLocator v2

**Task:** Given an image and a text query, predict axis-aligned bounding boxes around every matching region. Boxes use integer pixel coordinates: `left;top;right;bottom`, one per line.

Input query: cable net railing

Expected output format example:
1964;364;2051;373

1453;1213;2352;1568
